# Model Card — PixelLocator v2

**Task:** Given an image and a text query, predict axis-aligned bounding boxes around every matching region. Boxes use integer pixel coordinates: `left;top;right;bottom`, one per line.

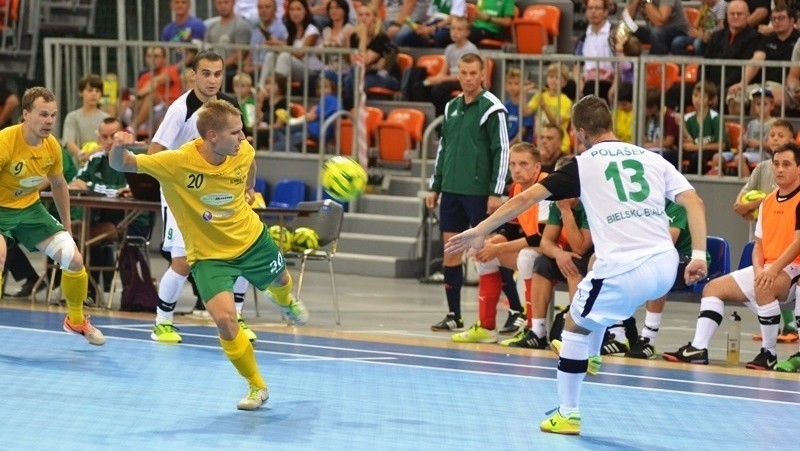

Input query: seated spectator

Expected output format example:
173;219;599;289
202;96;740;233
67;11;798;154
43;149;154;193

525;63;573;154
204;0;252;92
726;2;799;112
273;71;341;152
671;0;726;56
0;75;19;129
681;81;727;174
233;72;257;135
415;0;468;48
537;124;563;173
467;0;515;46
343;1;400;109
62;74;109;164
624;0;689;55
261;0;323;82
642;88;680;168
713;88;775;176
574;0;615;100
255;73;290;149
382;0;431;41
130;46;182;138
746;0;771;31
243;0;288;87
503;68;534;143
425;16;477;116
161;0;206;66
612;83;634;144
703;0;762;95
322;0;356;75
311;0;356;28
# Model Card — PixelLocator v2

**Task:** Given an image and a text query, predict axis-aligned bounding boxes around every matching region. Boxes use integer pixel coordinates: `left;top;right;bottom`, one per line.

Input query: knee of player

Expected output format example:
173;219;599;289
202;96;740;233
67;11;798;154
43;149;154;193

64;253;85;272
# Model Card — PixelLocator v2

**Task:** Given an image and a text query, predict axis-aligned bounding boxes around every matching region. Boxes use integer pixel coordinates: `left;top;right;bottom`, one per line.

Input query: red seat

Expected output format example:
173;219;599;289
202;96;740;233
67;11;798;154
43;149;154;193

646;62;681;91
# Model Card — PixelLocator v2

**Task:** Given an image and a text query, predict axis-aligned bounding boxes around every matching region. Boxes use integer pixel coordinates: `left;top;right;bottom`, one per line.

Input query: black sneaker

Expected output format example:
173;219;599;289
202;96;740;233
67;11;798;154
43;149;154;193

499;311;525;335
548;306;569;343
600;331;629;355
625;336;656;359
431;314;464;332
662;342;709;364
745;348;777;370
7;279;45;298
500;328;547;349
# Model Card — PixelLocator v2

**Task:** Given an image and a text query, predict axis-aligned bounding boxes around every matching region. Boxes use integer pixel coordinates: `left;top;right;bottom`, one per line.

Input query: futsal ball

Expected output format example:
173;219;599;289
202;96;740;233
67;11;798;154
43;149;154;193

81;141;100;153
292;227;320;252
268;225;294;253
321;156;367;202
740;190;767;219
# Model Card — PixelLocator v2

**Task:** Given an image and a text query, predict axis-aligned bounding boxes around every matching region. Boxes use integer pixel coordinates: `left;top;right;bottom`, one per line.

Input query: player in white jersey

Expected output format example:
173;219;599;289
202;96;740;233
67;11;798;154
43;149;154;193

147;50;256;343
445;95;708;436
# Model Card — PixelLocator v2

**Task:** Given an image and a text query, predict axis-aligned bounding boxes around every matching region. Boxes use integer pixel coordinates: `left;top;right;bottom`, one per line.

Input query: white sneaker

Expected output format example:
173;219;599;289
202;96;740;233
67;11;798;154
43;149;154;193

63;316;106;346
237;386;269;410
265;292;309;325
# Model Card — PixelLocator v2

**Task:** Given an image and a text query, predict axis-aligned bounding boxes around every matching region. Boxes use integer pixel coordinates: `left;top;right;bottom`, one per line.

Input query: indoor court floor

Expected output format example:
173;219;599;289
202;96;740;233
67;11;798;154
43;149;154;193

1;263;799;450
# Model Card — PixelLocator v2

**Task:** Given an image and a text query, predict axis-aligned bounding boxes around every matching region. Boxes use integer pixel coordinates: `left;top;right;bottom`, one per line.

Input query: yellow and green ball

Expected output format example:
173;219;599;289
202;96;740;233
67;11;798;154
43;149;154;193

292;227;320;252
741;190;767;219
321;156;367;202
268;225;294;253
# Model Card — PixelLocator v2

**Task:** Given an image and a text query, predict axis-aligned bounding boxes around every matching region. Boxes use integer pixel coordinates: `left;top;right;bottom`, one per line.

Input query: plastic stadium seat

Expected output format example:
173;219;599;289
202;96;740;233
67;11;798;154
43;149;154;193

338;106;383;156
691;236;731;293
646;62;681;91
366;52;413;100
268;179;306;208
415;54;446;77
513;19;548;54
683;63;700;83
521;4;560;51
376;108;425;167
738;241;754;270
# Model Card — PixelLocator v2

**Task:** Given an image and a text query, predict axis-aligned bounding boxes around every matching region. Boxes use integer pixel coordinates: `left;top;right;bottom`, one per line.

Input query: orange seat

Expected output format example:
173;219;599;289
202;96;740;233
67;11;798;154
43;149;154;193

646;62;681;91
720;123;746;174
366;52;413;99
339;107;383;156
683;63;700;83
416;54;445;77
522;5;561;39
376;108;425;167
684;7;700;26
512;19;548;54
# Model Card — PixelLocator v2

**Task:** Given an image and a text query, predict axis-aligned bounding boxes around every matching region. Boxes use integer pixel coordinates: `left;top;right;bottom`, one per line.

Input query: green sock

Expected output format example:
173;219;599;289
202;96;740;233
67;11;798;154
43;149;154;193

782;309;797;332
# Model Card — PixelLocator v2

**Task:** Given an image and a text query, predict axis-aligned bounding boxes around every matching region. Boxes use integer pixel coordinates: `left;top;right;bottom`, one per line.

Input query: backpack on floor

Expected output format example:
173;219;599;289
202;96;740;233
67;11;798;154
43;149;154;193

119;244;158;312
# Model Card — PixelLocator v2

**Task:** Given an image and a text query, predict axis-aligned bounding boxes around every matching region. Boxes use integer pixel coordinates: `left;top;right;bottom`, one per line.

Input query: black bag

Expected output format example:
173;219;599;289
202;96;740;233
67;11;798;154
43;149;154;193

401;66;430;102
119;244;159;312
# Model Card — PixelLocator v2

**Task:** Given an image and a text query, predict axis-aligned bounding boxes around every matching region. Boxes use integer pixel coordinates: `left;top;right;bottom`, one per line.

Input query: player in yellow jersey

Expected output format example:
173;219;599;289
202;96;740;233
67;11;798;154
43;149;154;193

109;99;309;410
0;87;105;345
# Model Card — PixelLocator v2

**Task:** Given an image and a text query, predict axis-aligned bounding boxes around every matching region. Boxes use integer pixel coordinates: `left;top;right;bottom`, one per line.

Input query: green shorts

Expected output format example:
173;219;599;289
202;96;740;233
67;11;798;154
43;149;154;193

0;201;66;251
191;225;285;303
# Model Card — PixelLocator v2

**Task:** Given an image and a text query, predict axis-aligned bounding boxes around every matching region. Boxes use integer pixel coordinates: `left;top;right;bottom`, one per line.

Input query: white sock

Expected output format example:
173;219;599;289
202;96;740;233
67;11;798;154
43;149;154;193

233;276;249;314
155;268;188;324
587;328;604;356
642;311;663;344
532;318;546;338
691;296;724;349
557;331;589;414
757;300;781;354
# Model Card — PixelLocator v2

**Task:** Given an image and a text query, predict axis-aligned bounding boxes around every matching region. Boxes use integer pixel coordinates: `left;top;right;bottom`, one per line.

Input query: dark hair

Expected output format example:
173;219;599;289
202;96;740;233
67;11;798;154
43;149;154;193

285;0;316;46
270;73;288;96
771;118;796;136
645;88;662;109
616;82;633;103
459;52;484;70
693;80;718;100
327;0;350;24
540;122;563;139
192;50;224;71
100;116;123;128
78;73;103;92
572;95;613;136
773;141;800;164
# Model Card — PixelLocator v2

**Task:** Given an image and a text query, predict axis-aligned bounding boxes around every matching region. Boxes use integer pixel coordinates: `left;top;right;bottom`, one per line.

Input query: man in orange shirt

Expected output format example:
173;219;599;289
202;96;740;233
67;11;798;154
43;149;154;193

664;142;800;370
132;45;182;136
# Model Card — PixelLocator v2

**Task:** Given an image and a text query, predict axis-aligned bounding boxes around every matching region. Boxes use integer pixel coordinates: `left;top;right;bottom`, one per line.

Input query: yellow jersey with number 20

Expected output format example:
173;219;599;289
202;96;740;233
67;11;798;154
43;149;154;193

134;138;260;264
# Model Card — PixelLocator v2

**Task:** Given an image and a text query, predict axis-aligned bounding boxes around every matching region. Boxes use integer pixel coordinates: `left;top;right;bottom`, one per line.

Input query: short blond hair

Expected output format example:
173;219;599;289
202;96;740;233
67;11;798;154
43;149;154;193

233;72;253;87
196;99;241;137
546;63;571;81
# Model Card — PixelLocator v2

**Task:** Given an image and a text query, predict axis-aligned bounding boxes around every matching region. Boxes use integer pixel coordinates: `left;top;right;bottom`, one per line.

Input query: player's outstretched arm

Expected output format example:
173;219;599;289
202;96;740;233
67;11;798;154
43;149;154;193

109;132;143;173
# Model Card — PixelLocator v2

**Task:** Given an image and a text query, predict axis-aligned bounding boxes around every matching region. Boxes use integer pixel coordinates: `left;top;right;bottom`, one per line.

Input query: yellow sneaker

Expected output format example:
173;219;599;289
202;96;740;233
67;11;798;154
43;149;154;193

237;313;258;342
451;322;498;343
151;321;182;343
550;339;602;376
540;408;581;435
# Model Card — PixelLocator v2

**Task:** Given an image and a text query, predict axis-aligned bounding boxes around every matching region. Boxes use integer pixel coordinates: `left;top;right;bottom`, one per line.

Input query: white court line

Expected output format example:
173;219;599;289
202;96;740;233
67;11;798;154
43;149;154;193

2;324;799;404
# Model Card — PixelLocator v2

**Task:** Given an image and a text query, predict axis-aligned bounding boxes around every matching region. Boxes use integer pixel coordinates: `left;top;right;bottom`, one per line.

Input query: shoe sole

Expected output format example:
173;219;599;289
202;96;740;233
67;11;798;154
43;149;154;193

744;364;774;370
431;326;464;332
150;332;182;343
452;338;497;343
63;321;106;346
661;355;708;364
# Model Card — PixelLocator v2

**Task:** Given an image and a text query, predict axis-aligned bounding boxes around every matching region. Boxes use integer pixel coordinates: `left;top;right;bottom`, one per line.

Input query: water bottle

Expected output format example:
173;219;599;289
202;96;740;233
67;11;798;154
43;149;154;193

726;311;742;365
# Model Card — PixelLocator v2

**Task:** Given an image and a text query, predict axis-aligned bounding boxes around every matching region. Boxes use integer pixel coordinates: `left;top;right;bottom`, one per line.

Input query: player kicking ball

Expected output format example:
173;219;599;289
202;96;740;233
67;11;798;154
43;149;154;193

110;99;309;410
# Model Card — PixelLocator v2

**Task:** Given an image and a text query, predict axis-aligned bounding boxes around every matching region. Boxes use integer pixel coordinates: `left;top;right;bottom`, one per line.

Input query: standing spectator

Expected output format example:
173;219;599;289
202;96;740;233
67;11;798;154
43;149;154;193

322;0;356;75
643;88;680;168
0;76;19;129
243;0;288;87
426;16;478;116
205;0;253;91
161;0;206;66
574;0;615;100
62;74;109;163
467;0;515;46
0;87;106;345
130;46;183;138
525;63;573;154
727;2;799;112
426;53;509;332
503;67;533;143
625;0;690;55
261;0;323;82
671;0;726;56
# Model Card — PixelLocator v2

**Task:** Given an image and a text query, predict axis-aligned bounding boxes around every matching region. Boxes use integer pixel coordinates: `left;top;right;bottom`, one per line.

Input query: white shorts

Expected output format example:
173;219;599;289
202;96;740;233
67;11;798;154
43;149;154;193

730;264;800;306
161;203;186;258
570;249;678;331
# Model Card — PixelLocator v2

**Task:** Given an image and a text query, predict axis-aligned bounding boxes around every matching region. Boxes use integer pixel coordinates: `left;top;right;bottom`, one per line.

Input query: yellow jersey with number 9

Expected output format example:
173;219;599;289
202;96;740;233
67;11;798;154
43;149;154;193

0;124;64;209
134;138;260;263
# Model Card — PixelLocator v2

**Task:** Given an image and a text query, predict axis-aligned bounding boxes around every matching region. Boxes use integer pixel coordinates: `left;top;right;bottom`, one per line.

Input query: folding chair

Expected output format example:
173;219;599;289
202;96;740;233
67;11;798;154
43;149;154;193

284;200;345;325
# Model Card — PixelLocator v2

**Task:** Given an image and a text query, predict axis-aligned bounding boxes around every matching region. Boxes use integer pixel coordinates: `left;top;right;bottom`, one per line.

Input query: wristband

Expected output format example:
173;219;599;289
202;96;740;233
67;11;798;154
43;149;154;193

691;249;706;261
